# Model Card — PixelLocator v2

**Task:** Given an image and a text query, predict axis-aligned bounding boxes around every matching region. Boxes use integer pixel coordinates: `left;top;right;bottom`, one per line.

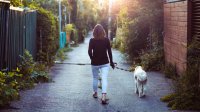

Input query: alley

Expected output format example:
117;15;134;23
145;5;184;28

1;32;173;112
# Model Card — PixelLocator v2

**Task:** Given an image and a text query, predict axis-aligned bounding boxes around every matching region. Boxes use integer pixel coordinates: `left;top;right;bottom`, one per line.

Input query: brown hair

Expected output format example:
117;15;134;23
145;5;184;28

93;24;106;39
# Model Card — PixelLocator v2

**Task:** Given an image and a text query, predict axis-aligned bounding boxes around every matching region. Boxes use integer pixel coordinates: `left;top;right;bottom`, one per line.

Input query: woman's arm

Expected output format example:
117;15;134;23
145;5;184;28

107;39;114;68
88;39;93;60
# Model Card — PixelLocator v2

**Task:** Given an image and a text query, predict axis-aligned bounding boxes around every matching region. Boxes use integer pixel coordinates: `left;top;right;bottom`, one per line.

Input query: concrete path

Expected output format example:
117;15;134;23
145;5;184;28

1;32;175;112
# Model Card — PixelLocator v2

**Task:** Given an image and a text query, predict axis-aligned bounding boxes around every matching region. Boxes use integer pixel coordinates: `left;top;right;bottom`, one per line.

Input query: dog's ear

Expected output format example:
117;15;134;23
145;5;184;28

135;66;142;70
135;66;139;70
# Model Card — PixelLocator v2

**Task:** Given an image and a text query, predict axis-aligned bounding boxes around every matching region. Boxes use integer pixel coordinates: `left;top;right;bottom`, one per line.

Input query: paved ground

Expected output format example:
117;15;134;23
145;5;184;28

1;32;176;112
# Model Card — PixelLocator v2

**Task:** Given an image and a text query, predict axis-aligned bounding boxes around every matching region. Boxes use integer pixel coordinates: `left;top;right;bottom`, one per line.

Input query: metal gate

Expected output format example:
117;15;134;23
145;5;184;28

0;1;37;70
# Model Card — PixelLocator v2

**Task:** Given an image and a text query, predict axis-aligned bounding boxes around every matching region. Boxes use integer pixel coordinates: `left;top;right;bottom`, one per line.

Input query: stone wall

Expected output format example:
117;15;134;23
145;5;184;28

164;1;188;74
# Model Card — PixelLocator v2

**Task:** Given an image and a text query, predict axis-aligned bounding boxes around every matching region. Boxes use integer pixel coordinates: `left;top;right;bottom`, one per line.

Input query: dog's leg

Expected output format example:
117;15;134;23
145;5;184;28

138;82;143;98
134;76;139;94
134;78;138;94
135;81;138;94
142;83;147;97
141;84;145;97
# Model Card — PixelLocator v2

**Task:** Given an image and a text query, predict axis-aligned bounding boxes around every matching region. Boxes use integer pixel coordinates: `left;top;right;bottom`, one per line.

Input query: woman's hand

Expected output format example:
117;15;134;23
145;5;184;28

110;62;115;69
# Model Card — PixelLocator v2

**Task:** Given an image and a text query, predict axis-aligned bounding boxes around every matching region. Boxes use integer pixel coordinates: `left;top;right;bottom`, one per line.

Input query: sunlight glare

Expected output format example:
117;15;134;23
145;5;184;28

98;0;103;5
109;0;115;7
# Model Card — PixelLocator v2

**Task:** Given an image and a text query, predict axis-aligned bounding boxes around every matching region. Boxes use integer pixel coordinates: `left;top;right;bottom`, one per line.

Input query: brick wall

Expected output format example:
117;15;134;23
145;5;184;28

164;1;188;74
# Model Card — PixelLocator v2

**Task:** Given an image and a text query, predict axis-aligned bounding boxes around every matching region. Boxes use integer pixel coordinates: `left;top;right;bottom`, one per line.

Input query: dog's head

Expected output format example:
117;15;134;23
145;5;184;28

134;66;142;71
134;66;147;81
134;66;143;76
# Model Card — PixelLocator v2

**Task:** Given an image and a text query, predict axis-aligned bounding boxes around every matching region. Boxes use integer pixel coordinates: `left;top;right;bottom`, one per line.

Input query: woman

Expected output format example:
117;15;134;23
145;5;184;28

88;24;115;104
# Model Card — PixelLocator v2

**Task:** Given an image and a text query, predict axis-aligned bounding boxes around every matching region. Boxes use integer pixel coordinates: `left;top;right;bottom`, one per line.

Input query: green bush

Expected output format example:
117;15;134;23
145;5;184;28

113;27;127;53
31;71;49;83
64;24;79;45
10;0;23;7
63;47;72;52
113;7;129;54
114;0;163;65
55;47;72;62
56;49;66;62
162;66;200;110
163;63;177;79
0;71;21;106
18;50;35;76
160;93;176;102
31;62;50;83
139;47;164;71
161;37;200;110
34;7;59;66
18;50;35;89
0;64;49;106
0;49;52;107
18;50;50;85
73;30;79;45
112;38;120;49
65;24;75;35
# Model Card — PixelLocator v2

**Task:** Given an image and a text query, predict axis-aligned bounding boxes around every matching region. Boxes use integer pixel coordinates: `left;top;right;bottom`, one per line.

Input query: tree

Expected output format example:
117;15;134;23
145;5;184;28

113;0;164;65
10;0;22;6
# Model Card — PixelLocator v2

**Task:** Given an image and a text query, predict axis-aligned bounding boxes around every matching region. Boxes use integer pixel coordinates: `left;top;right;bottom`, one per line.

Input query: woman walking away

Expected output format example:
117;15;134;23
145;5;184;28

88;24;115;104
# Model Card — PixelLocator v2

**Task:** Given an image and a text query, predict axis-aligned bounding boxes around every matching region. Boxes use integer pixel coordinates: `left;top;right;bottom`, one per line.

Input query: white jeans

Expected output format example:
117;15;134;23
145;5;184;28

91;64;109;93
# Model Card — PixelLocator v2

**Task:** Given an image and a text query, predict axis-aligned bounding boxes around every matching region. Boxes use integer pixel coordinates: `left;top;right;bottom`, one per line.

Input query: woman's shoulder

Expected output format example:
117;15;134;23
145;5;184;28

89;38;98;44
90;37;94;41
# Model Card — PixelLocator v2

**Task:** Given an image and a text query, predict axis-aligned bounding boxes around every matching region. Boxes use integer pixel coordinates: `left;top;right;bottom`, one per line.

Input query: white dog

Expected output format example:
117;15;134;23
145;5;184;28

134;66;147;98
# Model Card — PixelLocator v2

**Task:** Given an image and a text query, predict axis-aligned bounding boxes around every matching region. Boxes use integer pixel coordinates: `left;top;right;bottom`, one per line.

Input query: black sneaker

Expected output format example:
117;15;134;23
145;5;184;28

93;92;98;98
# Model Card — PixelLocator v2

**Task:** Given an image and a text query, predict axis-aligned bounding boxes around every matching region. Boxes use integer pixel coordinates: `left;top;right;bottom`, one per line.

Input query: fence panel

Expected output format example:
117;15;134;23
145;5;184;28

0;1;37;70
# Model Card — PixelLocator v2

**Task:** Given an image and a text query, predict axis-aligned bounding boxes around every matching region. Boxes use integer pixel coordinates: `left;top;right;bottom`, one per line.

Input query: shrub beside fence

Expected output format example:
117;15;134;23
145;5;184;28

0;1;37;70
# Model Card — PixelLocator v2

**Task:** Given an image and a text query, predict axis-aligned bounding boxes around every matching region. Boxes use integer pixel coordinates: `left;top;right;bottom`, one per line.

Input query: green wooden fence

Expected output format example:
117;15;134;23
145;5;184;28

0;2;37;70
